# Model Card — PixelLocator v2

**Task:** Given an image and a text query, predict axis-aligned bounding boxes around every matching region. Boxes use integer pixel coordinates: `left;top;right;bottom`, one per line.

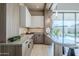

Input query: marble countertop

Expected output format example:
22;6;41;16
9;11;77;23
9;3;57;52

0;34;33;45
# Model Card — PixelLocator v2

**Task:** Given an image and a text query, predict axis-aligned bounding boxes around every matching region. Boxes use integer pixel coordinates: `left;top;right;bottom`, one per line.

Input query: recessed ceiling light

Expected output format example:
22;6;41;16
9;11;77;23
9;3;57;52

36;6;39;8
19;3;24;6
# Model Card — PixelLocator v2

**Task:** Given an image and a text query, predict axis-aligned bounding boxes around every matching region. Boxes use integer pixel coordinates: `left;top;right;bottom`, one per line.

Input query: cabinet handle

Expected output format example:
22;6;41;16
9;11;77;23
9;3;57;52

28;42;31;48
28;44;30;48
26;41;28;44
29;42;31;44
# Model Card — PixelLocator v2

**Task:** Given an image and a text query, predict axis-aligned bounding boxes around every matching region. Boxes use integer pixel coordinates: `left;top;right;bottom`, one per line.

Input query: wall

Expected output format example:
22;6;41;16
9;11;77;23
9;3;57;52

44;10;52;34
6;4;19;41
31;16;44;28
28;16;44;32
29;28;43;32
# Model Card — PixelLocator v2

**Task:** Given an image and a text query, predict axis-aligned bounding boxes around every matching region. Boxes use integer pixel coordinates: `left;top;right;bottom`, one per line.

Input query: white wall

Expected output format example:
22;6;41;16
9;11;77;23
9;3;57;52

29;29;43;32
31;16;44;28
6;4;19;41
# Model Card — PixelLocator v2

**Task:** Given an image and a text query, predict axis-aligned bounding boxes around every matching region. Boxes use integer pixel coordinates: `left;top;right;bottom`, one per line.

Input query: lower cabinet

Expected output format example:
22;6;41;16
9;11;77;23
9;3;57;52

32;32;44;44
0;39;33;56
32;32;52;45
0;45;16;56
22;39;33;56
44;34;52;45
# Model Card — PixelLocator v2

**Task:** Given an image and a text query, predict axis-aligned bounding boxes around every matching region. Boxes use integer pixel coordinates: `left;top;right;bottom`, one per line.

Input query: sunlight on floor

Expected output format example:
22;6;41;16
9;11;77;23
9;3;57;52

31;44;54;56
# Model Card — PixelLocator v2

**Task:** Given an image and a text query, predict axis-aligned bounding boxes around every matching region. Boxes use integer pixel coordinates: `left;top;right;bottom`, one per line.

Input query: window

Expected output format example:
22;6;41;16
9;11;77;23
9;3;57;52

51;12;79;45
51;13;63;43
76;13;79;44
64;13;75;44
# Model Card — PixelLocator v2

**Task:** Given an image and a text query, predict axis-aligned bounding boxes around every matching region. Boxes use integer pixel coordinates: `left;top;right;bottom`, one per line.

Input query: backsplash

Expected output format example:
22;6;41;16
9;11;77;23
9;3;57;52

19;28;28;34
19;27;43;34
29;28;43;32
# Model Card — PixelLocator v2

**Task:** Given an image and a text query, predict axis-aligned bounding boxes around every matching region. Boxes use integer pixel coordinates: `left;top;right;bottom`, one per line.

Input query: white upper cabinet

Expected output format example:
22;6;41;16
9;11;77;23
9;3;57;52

20;6;31;27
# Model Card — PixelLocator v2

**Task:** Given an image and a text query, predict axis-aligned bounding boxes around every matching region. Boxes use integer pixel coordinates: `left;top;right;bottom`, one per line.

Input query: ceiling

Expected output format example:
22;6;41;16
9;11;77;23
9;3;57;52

25;3;53;11
57;3;79;10
24;3;53;16
24;3;79;12
25;3;45;11
52;3;79;12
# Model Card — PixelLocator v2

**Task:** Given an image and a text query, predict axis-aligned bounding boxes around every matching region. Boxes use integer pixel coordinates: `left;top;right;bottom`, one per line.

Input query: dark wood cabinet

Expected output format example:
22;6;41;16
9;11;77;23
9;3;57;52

44;34;52;45
0;3;6;43
0;45;16;56
32;32;52;45
0;38;33;56
0;3;19;43
15;45;22;56
0;45;9;56
32;33;44;44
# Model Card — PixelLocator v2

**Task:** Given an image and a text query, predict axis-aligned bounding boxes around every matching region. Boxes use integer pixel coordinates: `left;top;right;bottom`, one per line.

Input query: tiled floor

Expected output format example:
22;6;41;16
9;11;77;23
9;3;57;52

31;44;54;56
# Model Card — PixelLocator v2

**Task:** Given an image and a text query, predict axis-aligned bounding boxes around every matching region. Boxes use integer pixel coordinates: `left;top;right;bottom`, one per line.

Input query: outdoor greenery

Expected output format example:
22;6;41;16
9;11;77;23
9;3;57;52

51;28;61;37
51;27;79;37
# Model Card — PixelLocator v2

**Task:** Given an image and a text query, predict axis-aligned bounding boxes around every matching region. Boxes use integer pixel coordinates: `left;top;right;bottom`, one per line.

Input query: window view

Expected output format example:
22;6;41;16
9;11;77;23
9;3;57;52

51;12;79;45
76;13;79;44
64;13;75;44
51;13;63;43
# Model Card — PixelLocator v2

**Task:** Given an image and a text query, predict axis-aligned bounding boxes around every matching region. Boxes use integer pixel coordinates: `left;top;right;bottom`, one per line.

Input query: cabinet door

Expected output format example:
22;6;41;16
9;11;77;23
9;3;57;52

22;42;28;56
20;6;31;27
28;39;33;54
44;35;52;45
22;41;30;56
15;45;22;56
8;45;16;56
25;41;32;56
26;7;31;27
0;4;6;43
0;45;16;56
20;6;26;27
25;39;33;56
0;45;9;56
34;33;43;44
25;43;30;56
30;39;33;49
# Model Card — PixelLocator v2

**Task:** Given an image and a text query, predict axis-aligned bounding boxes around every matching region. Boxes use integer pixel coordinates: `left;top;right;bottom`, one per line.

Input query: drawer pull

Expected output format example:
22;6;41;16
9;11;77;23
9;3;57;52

28;44;30;48
29;42;31;44
26;41;28;44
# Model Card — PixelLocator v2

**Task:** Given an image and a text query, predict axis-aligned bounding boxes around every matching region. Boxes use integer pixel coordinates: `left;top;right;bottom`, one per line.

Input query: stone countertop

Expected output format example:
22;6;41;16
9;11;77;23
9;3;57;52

0;34;33;45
